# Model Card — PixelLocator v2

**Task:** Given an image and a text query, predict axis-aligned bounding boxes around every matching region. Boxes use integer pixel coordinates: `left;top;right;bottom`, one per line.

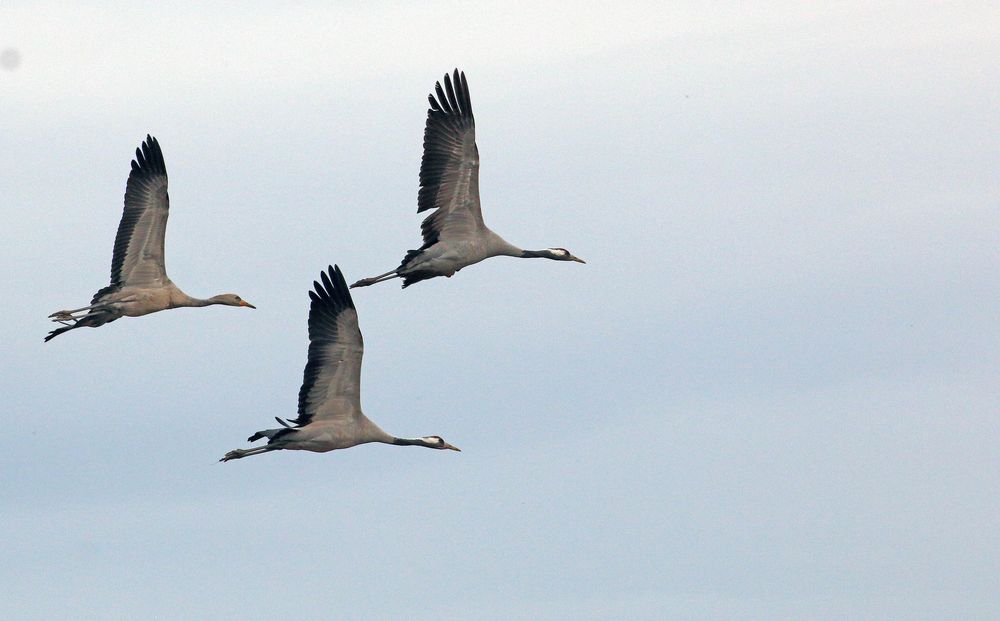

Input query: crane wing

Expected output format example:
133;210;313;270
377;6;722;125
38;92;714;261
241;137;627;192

94;135;171;301
415;69;483;249
289;265;364;427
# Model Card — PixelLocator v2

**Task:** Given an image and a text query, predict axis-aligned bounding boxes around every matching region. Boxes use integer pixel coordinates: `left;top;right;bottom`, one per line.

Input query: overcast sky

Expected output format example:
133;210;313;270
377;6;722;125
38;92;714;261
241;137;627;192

2;2;998;619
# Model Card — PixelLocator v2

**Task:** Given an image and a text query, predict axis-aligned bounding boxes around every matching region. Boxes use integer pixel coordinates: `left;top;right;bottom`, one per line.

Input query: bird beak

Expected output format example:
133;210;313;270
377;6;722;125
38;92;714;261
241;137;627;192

443;442;461;452
570;255;586;264
241;301;257;309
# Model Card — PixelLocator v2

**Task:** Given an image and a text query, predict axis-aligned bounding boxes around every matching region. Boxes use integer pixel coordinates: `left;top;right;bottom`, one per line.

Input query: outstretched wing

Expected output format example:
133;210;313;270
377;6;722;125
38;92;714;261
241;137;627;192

96;135;171;300
415;69;483;249
289;265;364;427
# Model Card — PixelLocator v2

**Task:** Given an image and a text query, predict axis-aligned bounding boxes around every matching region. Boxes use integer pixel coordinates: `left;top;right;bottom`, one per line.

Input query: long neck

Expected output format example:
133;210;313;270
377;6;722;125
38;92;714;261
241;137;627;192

520;249;550;259
391;437;435;448
170;288;217;308
487;232;524;257
183;296;219;307
185;294;232;308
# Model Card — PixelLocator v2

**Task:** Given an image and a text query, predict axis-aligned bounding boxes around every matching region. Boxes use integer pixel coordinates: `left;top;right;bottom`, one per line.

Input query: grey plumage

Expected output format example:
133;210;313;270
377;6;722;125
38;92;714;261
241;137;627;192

220;265;460;461
45;135;254;342
350;69;584;289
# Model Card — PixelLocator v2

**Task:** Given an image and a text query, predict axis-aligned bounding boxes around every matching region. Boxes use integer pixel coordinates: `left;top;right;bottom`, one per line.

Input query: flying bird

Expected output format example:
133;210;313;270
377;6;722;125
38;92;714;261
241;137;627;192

350;69;585;289
221;265;460;461
45;135;255;342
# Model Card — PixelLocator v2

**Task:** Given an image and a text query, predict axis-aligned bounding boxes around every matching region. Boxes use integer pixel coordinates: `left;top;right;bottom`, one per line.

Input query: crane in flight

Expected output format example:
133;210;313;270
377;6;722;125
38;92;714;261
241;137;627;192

221;265;460;461
351;69;584;289
46;135;254;342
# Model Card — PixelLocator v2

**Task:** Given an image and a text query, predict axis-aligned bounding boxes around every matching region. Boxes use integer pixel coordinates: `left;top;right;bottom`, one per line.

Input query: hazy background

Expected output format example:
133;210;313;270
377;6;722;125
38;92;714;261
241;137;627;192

2;2;998;619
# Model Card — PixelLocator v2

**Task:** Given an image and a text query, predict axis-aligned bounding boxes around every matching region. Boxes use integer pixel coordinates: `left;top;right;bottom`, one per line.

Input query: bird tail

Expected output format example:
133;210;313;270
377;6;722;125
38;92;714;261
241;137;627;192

44;310;118;342
44;324;80;342
220;422;299;462
247;427;286;443
220;427;291;462
401;271;435;288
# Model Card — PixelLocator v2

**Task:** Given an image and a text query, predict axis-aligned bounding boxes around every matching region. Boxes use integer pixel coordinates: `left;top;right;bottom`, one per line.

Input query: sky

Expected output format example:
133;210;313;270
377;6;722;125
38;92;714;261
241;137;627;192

2;1;999;619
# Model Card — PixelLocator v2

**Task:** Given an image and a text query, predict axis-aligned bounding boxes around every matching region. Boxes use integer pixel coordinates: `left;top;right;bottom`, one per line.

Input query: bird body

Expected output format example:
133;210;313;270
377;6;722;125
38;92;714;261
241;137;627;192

221;265;459;461
397;230;521;281
250;418;393;453
83;283;238;317
351;70;584;289
45;135;254;342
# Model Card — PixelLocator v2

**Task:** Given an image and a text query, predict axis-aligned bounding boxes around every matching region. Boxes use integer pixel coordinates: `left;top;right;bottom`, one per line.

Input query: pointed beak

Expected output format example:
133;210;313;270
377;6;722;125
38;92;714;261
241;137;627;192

241;300;256;309
570;255;586;264
443;442;461;452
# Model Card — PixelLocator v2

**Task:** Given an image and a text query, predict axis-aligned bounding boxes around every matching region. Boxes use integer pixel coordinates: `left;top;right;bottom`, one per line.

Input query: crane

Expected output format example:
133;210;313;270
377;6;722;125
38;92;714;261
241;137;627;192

221;265;460;461
351;70;584;289
46;135;254;342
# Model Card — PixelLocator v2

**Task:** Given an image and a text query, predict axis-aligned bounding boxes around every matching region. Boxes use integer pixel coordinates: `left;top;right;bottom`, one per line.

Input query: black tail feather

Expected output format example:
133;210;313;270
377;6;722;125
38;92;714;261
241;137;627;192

44;309;119;342
44;325;77;342
402;271;435;288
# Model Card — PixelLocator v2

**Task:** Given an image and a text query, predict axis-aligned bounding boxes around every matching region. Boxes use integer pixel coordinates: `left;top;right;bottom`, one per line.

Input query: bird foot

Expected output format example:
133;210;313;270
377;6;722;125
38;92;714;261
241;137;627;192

349;278;375;288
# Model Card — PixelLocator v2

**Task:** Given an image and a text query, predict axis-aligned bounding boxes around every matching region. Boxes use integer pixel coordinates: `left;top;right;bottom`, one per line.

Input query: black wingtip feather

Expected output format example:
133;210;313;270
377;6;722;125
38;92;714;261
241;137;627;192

434;81;449;114
295;264;359;423
130;134;167;178
443;73;458;114
320;269;334;297
417;69;476;216
425;68;474;120
309;265;355;312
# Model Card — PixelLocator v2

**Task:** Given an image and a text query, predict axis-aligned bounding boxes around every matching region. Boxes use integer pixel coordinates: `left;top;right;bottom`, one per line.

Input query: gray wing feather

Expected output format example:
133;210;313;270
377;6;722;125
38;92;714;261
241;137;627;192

290;265;364;426
416;69;484;248
95;135;170;300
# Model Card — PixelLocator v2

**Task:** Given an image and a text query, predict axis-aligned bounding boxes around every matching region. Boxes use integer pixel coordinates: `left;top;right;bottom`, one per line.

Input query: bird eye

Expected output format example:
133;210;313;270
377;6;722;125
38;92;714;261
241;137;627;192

235;296;241;301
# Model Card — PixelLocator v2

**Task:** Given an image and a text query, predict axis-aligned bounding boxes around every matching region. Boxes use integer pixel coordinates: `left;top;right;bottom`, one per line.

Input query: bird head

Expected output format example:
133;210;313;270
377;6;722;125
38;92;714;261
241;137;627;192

545;248;586;263
214;294;256;309
421;436;461;451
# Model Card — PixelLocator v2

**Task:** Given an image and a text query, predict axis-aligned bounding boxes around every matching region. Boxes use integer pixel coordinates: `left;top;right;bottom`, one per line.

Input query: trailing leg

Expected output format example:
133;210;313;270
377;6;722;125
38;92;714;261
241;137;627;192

349;269;400;288
48;304;102;321
219;445;279;462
